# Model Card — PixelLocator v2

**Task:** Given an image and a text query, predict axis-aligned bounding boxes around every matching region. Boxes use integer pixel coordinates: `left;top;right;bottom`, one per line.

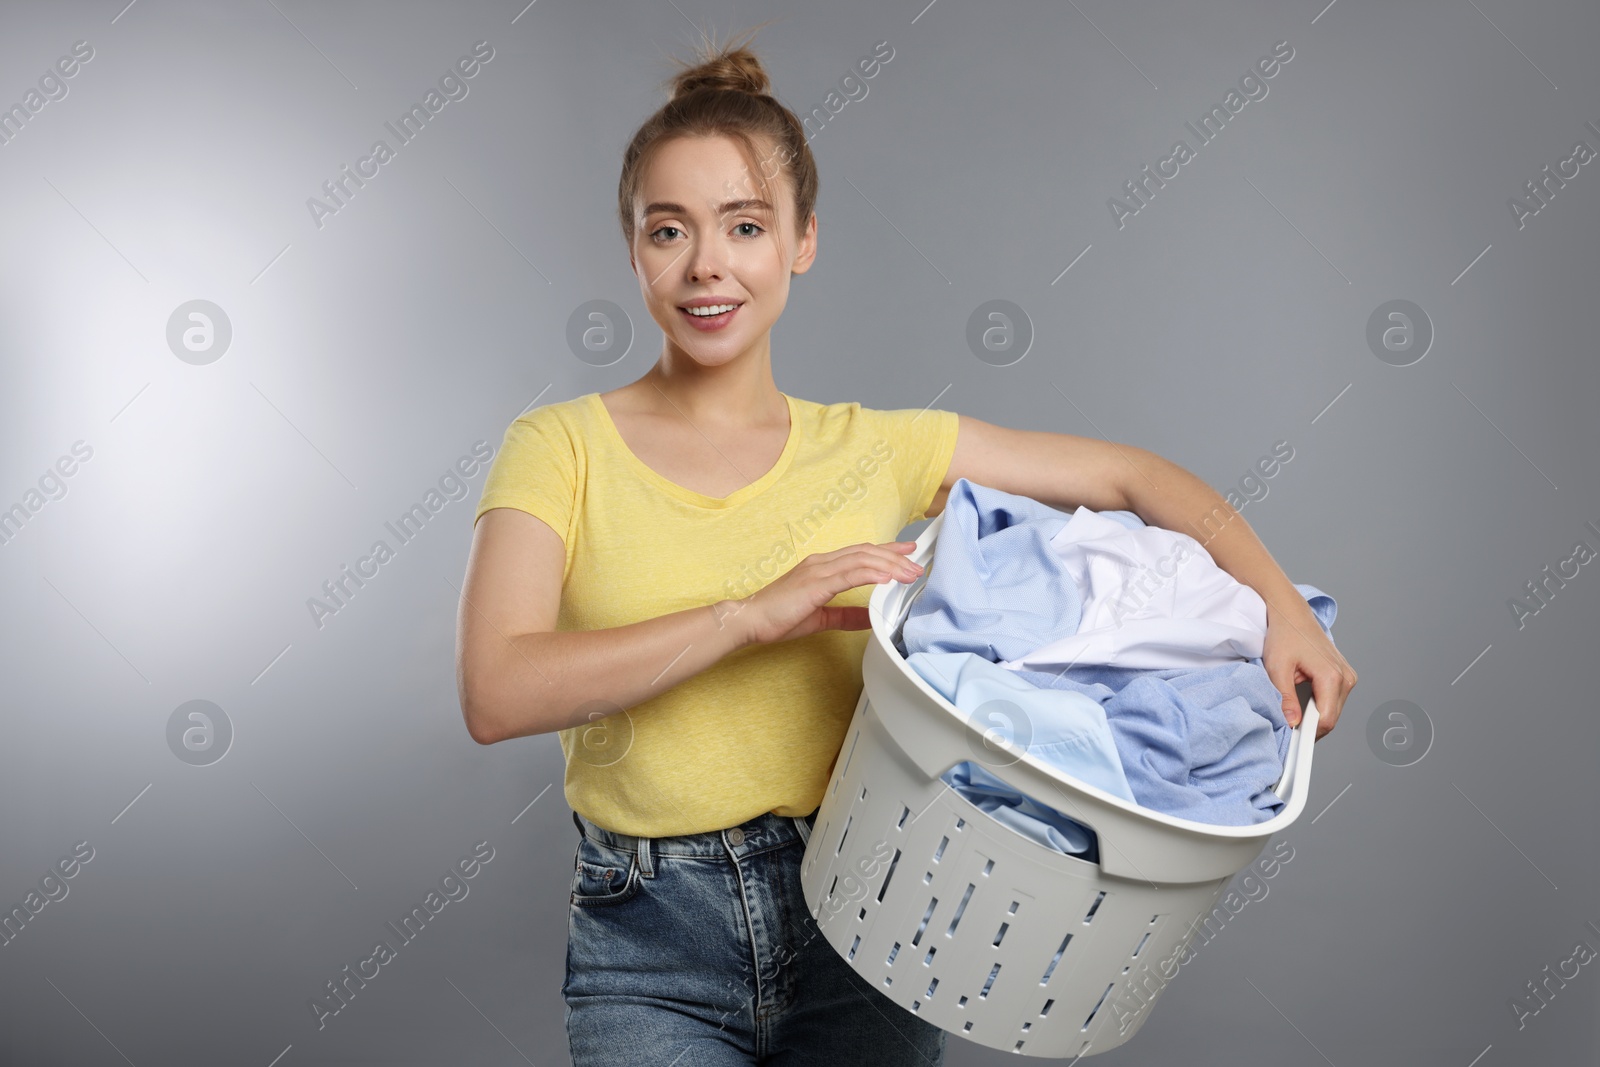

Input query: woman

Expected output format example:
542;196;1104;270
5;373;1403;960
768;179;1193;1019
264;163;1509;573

455;24;1357;1067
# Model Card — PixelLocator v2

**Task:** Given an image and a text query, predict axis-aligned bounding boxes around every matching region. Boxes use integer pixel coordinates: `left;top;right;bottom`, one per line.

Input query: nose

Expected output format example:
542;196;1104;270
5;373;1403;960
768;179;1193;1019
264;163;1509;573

688;250;724;284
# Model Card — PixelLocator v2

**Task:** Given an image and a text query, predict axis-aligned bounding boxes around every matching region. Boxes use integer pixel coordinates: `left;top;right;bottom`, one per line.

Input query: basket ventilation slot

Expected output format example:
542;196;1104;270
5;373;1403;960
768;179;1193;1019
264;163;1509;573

876;849;902;903
836;730;860;783
1082;982;1115;1032
945;883;976;937
978;962;1002;999
912;897;939;946
1040;933;1073;985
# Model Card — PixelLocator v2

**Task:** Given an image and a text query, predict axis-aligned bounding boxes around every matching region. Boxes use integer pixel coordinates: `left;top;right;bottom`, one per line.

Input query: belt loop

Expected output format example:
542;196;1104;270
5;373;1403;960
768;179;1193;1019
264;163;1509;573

571;810;586;838
635;830;655;878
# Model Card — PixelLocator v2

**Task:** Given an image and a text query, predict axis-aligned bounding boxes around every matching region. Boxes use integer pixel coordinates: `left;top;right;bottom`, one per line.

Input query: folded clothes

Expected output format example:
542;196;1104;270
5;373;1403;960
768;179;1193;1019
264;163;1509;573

893;478;1340;843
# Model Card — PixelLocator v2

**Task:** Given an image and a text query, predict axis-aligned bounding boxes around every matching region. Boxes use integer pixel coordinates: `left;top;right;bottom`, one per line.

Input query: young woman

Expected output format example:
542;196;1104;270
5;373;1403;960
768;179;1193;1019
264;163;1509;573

456;25;1357;1067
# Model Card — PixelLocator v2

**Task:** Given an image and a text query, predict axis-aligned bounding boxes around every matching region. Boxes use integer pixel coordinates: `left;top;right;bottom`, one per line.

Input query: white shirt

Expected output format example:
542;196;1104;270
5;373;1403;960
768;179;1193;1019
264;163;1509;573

998;507;1268;672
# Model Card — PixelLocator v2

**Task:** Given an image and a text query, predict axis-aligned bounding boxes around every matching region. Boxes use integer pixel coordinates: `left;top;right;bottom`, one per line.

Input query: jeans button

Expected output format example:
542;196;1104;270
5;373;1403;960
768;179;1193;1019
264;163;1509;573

727;827;745;846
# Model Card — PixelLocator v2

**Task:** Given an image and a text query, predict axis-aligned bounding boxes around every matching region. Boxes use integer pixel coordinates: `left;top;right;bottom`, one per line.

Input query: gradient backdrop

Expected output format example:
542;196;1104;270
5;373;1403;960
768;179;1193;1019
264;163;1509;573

2;1;1597;1064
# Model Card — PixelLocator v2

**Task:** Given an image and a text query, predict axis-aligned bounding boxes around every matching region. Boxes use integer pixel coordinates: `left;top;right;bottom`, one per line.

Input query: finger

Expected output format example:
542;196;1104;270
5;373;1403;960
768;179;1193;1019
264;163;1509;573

834;554;922;588
1311;665;1343;737
814;540;917;565
1265;661;1302;727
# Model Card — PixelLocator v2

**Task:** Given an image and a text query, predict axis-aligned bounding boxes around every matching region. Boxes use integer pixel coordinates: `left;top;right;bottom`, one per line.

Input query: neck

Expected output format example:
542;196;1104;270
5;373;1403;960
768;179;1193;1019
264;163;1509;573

643;340;784;426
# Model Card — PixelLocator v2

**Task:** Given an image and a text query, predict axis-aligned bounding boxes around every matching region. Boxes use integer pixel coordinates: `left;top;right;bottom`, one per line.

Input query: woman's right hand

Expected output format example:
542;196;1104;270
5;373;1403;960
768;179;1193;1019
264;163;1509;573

729;541;925;647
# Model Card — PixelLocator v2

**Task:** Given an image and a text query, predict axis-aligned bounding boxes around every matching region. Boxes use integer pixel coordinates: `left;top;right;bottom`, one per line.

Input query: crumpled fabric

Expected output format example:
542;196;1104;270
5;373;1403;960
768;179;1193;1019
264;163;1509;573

893;478;1339;833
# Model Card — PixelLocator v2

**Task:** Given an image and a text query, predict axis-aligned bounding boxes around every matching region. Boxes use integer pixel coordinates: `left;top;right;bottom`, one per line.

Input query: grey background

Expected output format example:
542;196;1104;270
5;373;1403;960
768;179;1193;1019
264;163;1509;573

2;0;1597;1064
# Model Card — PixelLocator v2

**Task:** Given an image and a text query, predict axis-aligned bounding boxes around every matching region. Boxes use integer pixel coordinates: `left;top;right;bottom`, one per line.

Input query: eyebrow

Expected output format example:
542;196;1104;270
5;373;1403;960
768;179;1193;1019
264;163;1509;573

641;198;775;221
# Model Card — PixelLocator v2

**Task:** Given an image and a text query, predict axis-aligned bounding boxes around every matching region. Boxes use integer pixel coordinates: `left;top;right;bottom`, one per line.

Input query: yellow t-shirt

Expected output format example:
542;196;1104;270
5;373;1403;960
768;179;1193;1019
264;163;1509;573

473;390;960;838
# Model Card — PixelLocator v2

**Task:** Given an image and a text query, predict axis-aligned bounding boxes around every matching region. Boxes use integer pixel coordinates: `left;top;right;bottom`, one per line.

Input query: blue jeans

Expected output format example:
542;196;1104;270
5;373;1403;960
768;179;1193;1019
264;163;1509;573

563;807;947;1066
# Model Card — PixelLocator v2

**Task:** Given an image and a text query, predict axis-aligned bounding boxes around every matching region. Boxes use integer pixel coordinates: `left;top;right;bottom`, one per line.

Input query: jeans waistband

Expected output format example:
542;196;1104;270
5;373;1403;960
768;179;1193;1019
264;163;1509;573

571;808;817;875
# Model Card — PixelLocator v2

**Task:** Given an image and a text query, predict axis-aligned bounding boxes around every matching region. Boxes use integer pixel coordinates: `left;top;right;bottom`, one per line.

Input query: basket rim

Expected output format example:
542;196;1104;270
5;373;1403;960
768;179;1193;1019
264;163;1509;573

868;509;1319;844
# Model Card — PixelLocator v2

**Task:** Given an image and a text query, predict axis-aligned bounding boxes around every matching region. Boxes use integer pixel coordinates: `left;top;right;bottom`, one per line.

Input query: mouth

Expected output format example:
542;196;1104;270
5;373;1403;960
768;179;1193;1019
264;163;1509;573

677;302;743;330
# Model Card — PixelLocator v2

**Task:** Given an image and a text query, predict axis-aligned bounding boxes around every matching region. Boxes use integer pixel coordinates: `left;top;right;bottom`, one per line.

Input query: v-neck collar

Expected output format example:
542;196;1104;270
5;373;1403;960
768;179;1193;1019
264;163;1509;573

587;391;800;510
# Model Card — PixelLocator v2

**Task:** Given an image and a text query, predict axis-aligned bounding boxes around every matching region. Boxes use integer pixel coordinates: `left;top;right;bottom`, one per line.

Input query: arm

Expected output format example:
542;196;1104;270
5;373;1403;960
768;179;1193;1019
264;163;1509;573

937;413;1357;736
456;507;749;745
457;504;924;745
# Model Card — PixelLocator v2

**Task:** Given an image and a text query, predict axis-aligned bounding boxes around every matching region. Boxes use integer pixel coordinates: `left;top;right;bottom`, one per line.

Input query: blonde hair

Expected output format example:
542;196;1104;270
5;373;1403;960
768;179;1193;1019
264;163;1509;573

617;22;819;252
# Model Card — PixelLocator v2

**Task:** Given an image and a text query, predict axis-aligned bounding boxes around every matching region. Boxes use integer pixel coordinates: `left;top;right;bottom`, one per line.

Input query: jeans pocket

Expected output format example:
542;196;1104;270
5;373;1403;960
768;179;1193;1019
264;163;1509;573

570;839;642;908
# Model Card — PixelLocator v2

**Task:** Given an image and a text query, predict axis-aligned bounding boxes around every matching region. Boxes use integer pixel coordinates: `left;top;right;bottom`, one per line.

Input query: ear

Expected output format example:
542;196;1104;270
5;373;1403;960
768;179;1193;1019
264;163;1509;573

791;213;819;276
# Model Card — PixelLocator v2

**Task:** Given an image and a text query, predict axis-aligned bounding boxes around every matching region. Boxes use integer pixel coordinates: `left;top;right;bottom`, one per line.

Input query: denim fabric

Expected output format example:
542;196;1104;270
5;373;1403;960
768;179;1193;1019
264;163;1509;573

563;808;947;1067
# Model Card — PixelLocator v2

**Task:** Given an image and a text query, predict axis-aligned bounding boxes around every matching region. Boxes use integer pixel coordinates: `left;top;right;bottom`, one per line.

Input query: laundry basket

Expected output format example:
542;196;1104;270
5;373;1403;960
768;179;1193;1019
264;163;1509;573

798;508;1321;1058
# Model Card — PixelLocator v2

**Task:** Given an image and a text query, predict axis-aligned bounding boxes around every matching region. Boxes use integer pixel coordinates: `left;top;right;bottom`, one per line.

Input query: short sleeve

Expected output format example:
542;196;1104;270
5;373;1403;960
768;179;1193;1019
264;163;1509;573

870;406;961;526
473;406;577;545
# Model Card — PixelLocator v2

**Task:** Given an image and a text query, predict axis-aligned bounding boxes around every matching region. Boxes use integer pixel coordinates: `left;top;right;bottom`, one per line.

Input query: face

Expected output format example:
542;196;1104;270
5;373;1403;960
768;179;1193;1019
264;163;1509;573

629;134;817;370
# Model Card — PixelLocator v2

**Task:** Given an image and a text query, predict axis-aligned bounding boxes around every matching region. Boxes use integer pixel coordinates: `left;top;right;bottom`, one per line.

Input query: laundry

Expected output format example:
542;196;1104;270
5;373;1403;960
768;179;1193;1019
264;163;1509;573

1009;614;1333;827
1002;505;1277;671
940;761;1102;860
897;479;1083;664
904;650;1134;858
900;478;1312;670
893;478;1340;845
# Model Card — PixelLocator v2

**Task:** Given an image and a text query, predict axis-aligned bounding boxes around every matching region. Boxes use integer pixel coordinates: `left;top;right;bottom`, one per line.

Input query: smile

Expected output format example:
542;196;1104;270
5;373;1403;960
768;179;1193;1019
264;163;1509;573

678;303;742;330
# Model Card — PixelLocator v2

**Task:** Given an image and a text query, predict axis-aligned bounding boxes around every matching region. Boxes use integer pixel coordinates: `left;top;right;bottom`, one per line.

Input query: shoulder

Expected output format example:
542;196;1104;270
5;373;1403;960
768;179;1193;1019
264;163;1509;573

489;395;599;470
785;393;885;431
509;393;593;430
786;393;958;444
501;394;597;446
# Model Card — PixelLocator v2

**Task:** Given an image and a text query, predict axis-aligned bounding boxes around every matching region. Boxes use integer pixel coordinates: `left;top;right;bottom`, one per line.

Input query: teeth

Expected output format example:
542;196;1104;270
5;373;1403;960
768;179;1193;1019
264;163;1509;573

684;303;738;317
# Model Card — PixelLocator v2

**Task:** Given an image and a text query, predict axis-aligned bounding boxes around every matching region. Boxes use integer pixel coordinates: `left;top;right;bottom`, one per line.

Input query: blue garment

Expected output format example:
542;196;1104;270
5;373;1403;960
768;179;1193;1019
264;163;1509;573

903;650;1134;857
894;478;1340;830
939;761;1102;860
905;651;1134;803
1012;584;1335;826
897;479;1085;663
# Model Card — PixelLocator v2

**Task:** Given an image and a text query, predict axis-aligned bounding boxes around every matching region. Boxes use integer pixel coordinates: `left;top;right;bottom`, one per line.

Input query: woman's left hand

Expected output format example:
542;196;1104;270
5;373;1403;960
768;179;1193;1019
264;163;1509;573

1261;604;1357;741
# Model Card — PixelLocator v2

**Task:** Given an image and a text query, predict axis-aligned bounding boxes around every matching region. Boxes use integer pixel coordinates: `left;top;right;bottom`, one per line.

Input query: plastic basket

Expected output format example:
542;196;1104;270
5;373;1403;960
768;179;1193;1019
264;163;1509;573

799;508;1320;1058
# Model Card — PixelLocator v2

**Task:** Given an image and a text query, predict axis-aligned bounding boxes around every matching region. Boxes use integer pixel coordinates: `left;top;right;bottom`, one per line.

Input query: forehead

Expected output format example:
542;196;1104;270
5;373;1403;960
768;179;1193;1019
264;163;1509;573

638;134;789;219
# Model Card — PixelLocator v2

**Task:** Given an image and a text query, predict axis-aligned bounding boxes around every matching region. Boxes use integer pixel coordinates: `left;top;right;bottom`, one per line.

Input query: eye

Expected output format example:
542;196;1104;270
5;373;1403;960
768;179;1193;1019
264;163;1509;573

650;225;683;243
735;222;765;237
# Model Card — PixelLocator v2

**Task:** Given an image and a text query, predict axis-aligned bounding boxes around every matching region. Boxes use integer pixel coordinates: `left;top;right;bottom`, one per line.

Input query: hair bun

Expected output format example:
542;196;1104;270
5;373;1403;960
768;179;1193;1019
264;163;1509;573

667;25;772;101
